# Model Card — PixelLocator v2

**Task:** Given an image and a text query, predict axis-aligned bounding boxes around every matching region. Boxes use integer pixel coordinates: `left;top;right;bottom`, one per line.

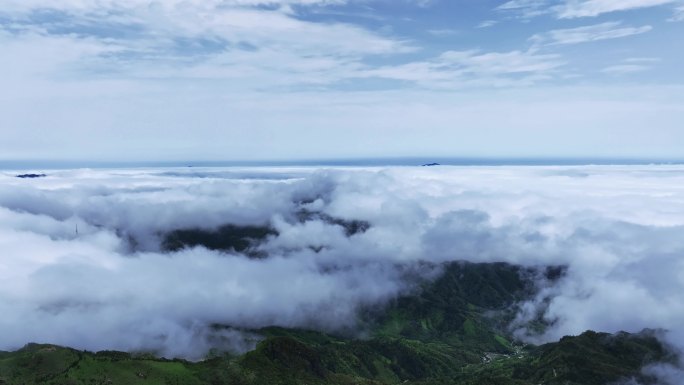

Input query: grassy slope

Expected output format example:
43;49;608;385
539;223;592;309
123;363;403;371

0;263;673;385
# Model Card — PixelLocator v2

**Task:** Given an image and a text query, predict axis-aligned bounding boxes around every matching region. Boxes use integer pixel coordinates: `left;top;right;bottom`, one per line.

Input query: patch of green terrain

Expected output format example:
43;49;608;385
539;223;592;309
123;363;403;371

0;344;201;385
0;262;675;385
295;210;371;236
162;224;276;255
372;262;538;355
161;213;369;256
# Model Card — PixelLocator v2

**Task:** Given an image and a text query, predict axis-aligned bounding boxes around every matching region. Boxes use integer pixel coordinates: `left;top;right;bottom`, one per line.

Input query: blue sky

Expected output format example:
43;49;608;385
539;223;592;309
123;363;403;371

1;0;683;161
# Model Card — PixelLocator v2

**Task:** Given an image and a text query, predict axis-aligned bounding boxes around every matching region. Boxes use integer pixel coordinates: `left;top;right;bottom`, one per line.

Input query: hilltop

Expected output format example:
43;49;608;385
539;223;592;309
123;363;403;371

0;262;675;385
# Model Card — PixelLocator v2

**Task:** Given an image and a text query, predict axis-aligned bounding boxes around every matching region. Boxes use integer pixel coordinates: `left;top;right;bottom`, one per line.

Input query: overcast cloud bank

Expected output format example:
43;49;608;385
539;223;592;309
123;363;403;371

1;166;683;381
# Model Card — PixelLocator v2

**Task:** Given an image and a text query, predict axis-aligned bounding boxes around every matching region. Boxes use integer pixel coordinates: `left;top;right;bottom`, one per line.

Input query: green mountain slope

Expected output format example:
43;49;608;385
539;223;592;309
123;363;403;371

0;262;675;385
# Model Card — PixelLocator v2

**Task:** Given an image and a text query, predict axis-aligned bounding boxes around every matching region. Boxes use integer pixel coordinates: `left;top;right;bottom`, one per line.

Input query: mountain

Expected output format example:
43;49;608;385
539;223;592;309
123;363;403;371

0;262;675;385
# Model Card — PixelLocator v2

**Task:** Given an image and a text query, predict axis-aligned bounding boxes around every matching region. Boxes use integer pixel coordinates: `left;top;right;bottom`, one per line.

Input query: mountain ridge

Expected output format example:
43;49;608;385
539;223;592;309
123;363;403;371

0;262;676;385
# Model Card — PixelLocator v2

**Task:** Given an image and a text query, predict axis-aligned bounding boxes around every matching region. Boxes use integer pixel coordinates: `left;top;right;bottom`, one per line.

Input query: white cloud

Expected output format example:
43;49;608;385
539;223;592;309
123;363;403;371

530;21;652;46
497;0;679;19
556;0;677;18
0;0;413;91
3;164;684;380
361;49;564;88
624;57;662;63
602;64;649;74
497;0;546;10
0;1;411;57
0;168;417;358
0;0;349;12
601;57;660;75
670;5;684;20
427;28;460;36
496;0;550;18
477;20;498;28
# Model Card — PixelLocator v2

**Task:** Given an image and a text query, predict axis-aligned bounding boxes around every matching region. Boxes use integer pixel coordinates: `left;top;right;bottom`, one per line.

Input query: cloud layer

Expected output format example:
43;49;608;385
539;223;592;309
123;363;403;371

1;165;684;376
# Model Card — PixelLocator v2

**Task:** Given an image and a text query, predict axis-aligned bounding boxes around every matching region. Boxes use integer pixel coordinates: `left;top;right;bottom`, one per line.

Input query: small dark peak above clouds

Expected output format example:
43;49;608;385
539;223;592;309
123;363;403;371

15;173;47;179
421;162;441;167
156;211;371;258
295;209;371;237
161;224;277;257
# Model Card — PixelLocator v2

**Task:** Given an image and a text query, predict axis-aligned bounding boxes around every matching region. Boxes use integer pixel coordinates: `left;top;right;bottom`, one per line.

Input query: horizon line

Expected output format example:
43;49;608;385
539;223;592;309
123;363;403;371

2;156;684;170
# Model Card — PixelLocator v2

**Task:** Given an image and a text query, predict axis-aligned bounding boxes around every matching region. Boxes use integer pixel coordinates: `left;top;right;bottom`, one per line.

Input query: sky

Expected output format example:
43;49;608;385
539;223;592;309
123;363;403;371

1;0;683;161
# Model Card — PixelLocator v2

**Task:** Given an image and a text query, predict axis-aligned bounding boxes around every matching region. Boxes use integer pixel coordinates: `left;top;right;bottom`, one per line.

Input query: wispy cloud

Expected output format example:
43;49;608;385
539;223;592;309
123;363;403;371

602;64;649;74
624;57;662;63
496;0;549;18
427;28;460;36
361;49;564;88
556;0;677;18
602;57;660;75
670;5;684;20
477;20;499;28
530;21;652;46
497;0;679;19
0;0;413;89
2;0;571;93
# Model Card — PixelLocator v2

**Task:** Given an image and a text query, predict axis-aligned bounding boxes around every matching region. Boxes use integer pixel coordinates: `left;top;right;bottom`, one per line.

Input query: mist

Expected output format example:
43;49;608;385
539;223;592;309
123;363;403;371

1;166;683;377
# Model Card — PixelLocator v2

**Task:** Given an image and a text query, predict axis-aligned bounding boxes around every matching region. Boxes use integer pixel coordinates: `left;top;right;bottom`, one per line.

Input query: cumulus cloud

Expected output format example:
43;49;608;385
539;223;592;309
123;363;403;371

2;164;684;381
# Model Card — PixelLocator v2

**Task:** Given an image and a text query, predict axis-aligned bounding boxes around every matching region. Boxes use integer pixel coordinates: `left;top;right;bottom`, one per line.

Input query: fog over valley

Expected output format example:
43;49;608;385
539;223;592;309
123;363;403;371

0;165;683;383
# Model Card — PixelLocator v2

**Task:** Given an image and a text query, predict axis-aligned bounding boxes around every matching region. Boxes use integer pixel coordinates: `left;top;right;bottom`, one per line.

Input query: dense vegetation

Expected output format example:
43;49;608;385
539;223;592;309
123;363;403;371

162;224;277;255
160;212;369;255
0;262;674;385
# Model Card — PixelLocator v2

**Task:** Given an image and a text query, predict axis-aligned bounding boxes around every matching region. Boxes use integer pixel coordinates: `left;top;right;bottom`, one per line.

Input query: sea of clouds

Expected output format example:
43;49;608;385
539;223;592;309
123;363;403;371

1;165;683;379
